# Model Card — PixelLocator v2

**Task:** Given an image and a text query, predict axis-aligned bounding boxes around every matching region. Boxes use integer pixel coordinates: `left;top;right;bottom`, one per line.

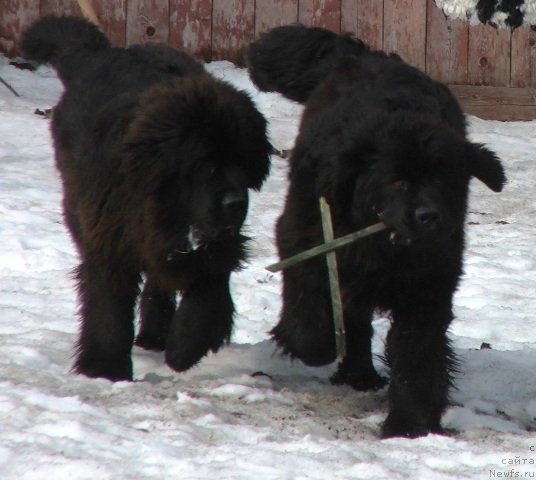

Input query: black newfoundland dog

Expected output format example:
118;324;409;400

248;25;506;438
21;16;271;382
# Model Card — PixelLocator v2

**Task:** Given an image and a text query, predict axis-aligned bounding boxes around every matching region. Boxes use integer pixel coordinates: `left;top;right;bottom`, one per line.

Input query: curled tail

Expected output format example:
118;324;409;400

247;24;369;103
21;15;110;85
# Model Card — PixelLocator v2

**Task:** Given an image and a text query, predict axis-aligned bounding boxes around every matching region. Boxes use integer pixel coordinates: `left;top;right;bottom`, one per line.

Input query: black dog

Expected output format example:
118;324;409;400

21;16;271;382
248;25;506;438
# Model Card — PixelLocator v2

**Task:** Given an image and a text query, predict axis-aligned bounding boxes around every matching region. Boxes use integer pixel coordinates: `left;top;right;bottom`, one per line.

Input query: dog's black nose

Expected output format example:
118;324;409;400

415;206;441;228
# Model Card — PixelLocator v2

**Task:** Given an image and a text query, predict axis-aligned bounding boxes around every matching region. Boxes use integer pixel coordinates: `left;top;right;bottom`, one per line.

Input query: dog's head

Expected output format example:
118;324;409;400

122;76;271;258
316;115;505;247
143;160;252;253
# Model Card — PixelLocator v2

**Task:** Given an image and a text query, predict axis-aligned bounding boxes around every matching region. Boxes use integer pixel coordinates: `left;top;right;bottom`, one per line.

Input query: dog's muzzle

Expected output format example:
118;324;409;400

379;204;444;247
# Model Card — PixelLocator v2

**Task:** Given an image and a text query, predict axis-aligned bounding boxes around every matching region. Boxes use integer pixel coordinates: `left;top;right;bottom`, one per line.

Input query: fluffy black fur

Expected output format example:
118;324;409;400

248;25;506;438
476;0;524;28
21;16;271;382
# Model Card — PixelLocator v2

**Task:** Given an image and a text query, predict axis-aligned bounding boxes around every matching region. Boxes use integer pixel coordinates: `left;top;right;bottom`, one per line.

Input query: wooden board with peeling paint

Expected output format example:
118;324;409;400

384;0;427;71
40;0;80;16
298;0;341;32
89;1;127;48
425;0;468;84
2;0;536;91
356;0;384;51
126;0;169;46
468;24;511;87
169;0;212;61
255;0;299;37
212;0;255;65
510;26;536;88
0;0;40;56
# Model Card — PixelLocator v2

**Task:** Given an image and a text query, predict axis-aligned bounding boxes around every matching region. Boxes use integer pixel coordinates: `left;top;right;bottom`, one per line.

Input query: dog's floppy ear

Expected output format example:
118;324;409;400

314;144;376;215
234;108;272;191
467;143;506;192
224;85;272;191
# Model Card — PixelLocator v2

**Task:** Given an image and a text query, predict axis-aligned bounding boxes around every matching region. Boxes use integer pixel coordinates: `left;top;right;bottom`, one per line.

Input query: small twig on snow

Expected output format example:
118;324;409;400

0;76;20;97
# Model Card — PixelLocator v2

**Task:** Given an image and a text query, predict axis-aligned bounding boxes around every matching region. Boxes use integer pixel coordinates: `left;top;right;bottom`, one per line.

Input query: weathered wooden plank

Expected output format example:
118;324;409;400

510;26;536;88
340;0;385;49
356;0;383;50
425;0;468;84
169;0;212;60
461;103;536;121
91;1;127;47
384;0;427;70
40;0;80;16
341;0;358;34
212;0;255;64
126;0;169;46
449;84;536;105
0;0;40;56
467;24;510;86
449;84;536;120
298;0;341;33
255;0;299;37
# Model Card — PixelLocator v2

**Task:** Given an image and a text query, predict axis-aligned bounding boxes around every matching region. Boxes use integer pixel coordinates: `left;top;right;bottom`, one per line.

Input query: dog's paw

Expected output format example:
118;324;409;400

73;354;133;382
330;367;387;391
165;339;210;372
271;327;336;367
381;413;444;439
135;332;166;352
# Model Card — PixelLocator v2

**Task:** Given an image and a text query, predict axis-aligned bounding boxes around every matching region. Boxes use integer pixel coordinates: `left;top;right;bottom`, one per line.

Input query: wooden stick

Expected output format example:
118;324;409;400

77;0;100;27
0;77;20;97
319;197;346;363
266;221;387;273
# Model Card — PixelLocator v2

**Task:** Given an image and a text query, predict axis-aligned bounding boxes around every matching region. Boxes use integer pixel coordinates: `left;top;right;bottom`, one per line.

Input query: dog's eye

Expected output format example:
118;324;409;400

392;180;409;191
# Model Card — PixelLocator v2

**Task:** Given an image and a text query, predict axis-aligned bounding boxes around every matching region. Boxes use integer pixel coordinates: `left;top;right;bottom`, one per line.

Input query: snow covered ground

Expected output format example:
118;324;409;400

0;56;535;479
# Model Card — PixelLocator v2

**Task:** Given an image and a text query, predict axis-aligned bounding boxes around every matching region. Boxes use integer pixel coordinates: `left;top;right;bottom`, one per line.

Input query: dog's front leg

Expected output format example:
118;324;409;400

73;259;140;381
331;302;387;391
135;279;176;351
165;273;234;372
382;295;456;438
271;258;336;366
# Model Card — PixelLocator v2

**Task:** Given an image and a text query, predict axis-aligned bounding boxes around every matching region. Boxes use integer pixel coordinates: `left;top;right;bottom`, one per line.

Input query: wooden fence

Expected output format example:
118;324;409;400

1;0;536;90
